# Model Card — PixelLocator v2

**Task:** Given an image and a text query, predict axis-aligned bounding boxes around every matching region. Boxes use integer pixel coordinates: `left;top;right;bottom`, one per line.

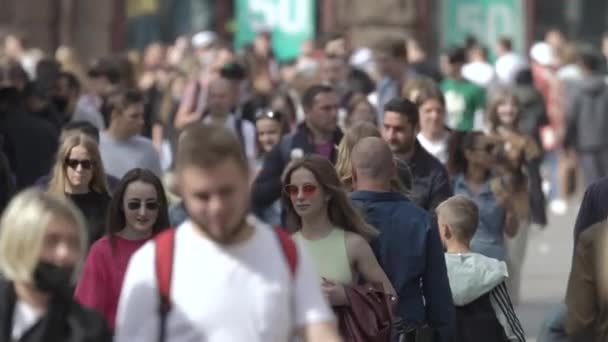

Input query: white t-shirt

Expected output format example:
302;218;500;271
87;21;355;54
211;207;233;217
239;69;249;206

99;132;162;178
495;52;527;85
11;300;44;340
114;216;334;342
417;132;449;164
203;114;257;166
462;61;496;88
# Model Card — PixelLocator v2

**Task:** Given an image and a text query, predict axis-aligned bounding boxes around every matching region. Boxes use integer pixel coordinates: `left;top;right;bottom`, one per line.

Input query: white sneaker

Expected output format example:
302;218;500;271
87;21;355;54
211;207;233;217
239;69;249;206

549;199;568;216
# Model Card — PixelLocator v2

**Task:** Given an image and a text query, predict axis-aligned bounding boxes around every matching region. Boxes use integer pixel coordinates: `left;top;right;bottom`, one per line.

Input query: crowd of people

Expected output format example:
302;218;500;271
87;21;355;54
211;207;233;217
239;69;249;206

1;24;608;341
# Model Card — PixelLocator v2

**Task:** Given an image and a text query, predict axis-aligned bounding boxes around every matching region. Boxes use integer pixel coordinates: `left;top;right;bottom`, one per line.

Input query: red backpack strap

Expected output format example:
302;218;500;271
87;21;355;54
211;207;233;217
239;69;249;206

154;227;176;342
274;227;298;277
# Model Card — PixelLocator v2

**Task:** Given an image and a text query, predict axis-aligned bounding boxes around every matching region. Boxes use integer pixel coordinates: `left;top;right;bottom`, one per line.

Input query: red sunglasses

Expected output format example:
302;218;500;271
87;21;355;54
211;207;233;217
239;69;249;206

284;183;318;198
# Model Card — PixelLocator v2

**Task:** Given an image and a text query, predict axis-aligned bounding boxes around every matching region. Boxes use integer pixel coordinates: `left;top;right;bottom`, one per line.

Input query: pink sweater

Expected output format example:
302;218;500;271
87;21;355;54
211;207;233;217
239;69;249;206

75;235;148;330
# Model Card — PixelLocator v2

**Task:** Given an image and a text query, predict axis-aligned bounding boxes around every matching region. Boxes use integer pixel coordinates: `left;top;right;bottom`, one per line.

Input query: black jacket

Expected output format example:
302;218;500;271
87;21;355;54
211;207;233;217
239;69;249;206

252;123;343;210
0;279;111;342
402;139;453;211
0;109;59;190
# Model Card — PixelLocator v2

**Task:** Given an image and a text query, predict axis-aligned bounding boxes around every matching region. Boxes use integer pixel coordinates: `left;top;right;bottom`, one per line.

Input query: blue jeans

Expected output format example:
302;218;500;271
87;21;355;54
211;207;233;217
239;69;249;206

537;303;569;342
542;150;559;200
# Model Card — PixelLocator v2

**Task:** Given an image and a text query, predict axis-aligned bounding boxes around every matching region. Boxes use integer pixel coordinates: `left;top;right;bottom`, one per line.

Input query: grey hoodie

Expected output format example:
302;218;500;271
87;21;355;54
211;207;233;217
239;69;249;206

565;76;608;152
445;252;525;342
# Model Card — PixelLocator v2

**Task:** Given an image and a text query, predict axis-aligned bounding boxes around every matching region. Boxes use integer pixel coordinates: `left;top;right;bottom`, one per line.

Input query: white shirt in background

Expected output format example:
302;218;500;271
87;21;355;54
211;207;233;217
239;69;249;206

114;216;334;342
495;52;528;85
417;132;450;164
462;61;496;88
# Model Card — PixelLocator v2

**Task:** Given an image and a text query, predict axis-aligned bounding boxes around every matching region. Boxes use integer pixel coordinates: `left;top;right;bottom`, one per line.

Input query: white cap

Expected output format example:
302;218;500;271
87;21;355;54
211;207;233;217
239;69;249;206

350;48;372;67
530;42;555;66
191;31;217;48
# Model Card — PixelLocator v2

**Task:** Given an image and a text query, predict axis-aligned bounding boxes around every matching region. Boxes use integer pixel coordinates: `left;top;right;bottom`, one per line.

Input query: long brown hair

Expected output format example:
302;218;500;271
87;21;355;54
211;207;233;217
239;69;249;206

48;133;109;195
106;168;170;249
486;90;521;133
282;155;378;240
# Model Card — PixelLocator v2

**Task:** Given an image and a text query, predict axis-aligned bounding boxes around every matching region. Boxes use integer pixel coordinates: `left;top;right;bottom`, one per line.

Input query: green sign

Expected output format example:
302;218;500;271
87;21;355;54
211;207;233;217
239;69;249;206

441;0;525;59
235;0;315;61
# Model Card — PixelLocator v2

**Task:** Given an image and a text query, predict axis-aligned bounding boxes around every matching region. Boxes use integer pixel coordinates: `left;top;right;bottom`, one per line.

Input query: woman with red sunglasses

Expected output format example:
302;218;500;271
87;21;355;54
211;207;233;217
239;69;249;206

47;133;111;247
281;156;396;308
75;168;170;331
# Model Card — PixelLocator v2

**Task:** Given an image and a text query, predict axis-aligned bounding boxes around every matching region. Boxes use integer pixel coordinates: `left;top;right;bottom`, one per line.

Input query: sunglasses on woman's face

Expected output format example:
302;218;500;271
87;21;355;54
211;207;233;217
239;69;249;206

65;158;94;170
284;183;318;198
126;201;160;211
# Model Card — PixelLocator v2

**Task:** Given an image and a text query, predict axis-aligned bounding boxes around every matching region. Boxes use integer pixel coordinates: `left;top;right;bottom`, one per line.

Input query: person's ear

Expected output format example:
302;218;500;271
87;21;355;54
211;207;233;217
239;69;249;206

443;224;453;240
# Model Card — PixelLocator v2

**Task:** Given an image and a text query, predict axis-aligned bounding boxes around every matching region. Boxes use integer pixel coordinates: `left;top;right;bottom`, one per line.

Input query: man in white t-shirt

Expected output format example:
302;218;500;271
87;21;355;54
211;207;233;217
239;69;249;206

114;123;339;342
201;77;257;166
495;37;527;86
99;89;162;178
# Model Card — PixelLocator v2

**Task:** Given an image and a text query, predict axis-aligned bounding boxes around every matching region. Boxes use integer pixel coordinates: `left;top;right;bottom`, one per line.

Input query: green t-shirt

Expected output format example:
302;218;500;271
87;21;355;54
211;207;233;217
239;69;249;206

441;78;486;131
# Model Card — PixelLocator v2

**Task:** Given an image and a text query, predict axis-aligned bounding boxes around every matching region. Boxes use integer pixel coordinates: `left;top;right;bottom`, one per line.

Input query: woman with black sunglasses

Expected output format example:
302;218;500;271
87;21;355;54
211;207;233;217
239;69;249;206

75;168;169;331
47;133;111;247
447;131;518;262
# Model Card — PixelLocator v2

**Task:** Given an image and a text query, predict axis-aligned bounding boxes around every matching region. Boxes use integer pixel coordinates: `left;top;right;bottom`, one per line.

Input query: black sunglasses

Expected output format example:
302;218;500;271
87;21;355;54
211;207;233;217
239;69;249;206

126;201;160;211
65;158;94;170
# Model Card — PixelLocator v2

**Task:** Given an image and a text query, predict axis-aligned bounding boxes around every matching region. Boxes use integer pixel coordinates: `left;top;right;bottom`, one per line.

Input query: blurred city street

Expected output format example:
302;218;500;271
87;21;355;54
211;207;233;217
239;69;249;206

519;196;579;341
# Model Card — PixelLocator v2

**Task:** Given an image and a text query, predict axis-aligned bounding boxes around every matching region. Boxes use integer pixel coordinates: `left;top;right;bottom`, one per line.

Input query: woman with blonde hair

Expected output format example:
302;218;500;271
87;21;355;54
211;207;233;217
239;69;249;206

0;189;111;341
48;133;111;247
335;121;411;193
282;155;395;308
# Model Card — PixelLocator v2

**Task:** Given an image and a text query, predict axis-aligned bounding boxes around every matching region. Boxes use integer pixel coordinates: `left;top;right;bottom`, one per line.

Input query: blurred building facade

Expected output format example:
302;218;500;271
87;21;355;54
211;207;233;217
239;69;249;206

0;0;607;64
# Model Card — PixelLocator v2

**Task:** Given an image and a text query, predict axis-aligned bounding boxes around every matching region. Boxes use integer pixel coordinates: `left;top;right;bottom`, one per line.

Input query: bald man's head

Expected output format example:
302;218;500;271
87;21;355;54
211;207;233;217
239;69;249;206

351;137;396;183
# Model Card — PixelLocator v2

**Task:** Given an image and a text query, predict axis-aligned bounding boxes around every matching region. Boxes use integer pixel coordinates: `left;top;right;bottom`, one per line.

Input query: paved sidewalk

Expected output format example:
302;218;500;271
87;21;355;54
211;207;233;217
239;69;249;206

517;200;578;342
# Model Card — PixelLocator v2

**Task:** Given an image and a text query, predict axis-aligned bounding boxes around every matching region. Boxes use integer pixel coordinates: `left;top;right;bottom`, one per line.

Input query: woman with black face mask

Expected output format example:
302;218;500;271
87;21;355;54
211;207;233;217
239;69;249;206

0;189;112;342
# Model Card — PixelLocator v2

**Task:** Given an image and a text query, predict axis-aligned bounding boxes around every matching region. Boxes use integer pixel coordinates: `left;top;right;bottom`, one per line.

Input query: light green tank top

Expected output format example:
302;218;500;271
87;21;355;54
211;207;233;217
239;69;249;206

294;228;353;284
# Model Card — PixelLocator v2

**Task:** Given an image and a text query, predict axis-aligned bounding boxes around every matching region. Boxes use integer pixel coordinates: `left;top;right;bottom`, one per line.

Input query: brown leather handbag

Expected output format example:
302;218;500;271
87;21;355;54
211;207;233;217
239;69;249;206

335;283;397;342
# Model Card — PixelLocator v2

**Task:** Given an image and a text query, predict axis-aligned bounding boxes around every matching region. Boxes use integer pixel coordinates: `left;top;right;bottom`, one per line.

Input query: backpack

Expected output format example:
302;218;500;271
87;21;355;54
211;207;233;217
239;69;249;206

154;226;298;342
454;293;509;342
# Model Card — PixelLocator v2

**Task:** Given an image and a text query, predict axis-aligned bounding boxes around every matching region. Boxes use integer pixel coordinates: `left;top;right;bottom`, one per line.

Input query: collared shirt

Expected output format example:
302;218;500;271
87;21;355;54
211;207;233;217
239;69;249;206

453;174;506;261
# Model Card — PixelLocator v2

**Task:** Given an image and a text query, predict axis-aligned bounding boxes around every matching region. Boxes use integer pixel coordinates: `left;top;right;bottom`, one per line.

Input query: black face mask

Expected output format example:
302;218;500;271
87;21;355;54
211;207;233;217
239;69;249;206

52;96;69;113
33;261;74;295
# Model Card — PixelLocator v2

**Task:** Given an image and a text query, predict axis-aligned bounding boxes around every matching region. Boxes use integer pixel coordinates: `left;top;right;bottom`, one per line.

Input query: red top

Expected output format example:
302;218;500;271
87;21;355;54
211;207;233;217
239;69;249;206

75;235;149;330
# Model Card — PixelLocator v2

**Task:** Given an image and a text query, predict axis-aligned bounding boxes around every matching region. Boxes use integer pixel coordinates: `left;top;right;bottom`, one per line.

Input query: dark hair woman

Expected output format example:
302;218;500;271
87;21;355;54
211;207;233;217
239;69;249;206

447;131;519;263
75;168;169;330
